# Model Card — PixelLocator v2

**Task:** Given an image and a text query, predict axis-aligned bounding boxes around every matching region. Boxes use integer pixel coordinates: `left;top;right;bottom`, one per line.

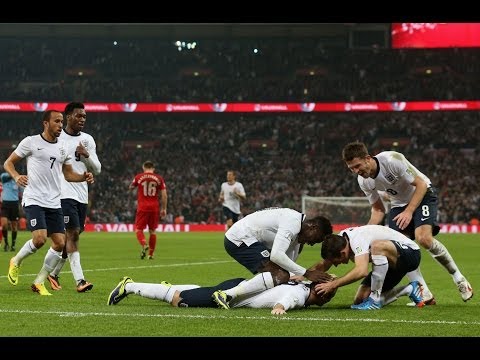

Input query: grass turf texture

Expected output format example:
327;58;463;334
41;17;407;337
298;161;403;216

0;231;478;337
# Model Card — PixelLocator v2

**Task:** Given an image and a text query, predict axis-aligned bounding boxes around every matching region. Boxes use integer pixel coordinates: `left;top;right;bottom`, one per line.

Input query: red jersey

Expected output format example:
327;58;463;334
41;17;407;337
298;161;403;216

131;172;166;212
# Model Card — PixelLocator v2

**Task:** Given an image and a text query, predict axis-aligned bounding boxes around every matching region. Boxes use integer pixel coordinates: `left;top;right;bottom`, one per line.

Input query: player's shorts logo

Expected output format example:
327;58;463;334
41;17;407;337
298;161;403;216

64;216;70;224
30;219;37;227
260;250;270;258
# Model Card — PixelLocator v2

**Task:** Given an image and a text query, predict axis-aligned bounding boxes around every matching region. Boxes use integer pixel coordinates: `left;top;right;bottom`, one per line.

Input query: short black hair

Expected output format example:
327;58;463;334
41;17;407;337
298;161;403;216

64;102;85;116
42;109;62;122
308;216;333;240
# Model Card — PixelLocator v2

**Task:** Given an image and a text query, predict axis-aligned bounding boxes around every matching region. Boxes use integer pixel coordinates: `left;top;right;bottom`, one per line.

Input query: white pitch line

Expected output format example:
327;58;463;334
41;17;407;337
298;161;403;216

0;308;479;325
0;259;234;279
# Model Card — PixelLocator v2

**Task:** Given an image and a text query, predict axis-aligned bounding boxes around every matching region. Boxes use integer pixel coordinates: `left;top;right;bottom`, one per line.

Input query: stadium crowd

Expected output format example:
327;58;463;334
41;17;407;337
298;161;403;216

0;38;479;225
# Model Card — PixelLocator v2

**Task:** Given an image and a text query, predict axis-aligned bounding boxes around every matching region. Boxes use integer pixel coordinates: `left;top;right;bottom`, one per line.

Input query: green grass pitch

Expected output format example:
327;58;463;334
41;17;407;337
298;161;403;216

0;231;478;337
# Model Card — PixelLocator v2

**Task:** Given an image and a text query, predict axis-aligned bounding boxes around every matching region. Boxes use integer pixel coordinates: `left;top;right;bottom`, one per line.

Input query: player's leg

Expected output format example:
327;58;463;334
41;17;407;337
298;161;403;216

388;206;435;302
381;245;424;307
31;208;65;295
107;277;201;306
181;278;245;308
135;210;148;259
414;190;473;301
1;214;9;251
48;199;72;290
218;240;281;307
9;201;20;251
146;210;159;259
223;206;234;229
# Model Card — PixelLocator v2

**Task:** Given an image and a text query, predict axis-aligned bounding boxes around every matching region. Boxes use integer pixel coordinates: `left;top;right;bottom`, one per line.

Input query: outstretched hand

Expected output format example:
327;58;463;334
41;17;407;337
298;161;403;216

303;269;333;283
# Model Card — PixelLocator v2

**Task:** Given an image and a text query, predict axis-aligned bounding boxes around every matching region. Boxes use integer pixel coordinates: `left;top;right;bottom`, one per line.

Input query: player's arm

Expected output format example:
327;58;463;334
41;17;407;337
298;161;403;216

367;198;386;225
160;188;167;218
270;230;307;276
63;163;94;184
315;254;369;295
3;152;27;187
405;176;428;215
79;142;102;175
393;176;428;230
234;190;246;201
290;259;332;282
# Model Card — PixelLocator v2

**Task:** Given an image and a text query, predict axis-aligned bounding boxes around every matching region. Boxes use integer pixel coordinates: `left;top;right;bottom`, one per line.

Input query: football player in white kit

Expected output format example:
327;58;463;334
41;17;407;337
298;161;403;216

107;275;337;315
341;141;473;304
211;207;333;309
4;109;95;295
315;225;424;310
218;170;246;229
47;102;101;293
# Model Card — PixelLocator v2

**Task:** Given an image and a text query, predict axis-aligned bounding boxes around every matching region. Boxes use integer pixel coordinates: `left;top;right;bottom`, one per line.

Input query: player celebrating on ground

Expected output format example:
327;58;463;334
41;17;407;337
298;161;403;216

107;275;337;314
211;207;333;309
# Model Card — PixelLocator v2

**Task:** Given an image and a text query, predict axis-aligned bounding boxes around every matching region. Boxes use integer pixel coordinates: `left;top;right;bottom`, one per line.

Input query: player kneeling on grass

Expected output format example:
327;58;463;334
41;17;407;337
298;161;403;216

107;275;337;315
315;225;425;310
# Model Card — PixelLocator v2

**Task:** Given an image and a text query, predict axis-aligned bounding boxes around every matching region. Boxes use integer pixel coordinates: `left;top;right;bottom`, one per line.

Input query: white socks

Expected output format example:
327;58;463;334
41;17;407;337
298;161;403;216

224;272;274;300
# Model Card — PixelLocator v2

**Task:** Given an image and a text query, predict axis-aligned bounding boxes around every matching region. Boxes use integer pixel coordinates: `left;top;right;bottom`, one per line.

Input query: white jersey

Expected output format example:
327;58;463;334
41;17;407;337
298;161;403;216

339;225;420;258
60;129;101;203
220;181;246;214
225;208;306;275
232;281;310;310
15;134;72;209
358;151;432;208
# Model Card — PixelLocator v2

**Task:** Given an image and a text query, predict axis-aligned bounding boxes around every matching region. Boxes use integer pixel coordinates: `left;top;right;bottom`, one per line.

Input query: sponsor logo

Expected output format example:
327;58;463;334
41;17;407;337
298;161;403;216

421;217;430;221
121;103;137;112
33;102;48;112
391;101;406;111
300;103;315;112
260;250;270;257
212;103;227;112
37;148;44;150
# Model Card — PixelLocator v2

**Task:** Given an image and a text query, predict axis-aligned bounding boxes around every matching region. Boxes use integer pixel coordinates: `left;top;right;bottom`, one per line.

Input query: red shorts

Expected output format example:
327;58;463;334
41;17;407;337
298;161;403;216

135;210;159;231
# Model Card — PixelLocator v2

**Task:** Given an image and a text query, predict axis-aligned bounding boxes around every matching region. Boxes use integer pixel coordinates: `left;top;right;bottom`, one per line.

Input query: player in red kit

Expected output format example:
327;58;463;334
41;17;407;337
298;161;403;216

129;161;167;260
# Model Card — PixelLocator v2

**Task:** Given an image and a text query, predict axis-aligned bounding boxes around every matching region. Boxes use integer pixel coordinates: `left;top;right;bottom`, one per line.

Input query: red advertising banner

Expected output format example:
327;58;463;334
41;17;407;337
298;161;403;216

392;23;480;49
1;101;480;113
84;223;478;234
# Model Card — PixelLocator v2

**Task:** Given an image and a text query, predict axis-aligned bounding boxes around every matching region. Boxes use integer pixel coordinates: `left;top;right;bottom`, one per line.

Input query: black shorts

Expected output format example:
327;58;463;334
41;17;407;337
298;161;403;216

61;199;87;232
224;236;271;274
361;240;421;292
23;205;65;236
388;187;440;239
223;206;240;223
1;201;20;221
178;278;245;308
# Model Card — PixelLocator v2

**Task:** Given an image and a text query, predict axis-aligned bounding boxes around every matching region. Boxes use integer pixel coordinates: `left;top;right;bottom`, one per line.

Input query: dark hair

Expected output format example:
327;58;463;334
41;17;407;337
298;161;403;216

321;234;347;260
143;160;154;169
64;102;85;116
42;109;62;122
308;216;333;240
342;141;369;162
